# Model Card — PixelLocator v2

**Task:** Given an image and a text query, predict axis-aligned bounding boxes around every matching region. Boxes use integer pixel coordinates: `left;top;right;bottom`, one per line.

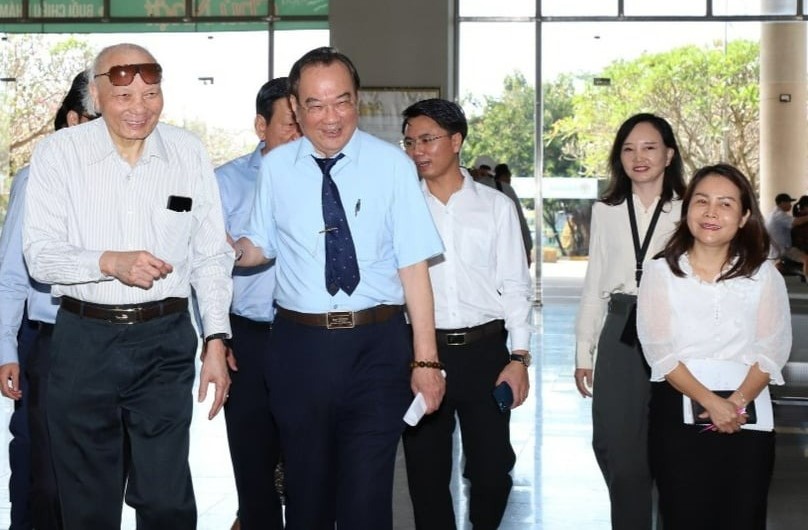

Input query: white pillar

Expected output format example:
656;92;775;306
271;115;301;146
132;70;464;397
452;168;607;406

759;18;807;210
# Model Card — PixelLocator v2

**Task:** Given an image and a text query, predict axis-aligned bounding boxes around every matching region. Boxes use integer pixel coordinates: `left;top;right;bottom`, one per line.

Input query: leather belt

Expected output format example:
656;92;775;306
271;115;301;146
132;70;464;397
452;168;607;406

275;305;403;330
60;296;188;325
37;322;55;335
436;320;504;347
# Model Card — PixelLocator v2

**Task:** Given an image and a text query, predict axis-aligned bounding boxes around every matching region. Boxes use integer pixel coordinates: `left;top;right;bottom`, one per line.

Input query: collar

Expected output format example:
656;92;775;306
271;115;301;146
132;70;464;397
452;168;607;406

420;166;478;199
84;118;168;166
293;128;361;169
248;142;265;170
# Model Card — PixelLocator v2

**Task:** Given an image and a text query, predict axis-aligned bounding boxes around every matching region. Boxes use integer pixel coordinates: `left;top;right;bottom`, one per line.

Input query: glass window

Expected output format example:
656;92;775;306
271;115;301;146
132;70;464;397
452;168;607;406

273;29;330;77
541;0;616;17
713;0;797;16
624;0;706;16
459;0;535;17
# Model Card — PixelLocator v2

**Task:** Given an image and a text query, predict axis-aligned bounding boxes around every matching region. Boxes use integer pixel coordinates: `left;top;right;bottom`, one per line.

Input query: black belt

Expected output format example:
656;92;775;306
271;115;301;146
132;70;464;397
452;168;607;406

60;296;188;325
36;322;54;335
230;313;273;331
436;320;504;347
275;305;403;330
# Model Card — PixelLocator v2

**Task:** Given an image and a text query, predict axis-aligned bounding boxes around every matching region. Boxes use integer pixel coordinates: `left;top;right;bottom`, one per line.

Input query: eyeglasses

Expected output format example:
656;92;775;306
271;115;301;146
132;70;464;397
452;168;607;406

301;99;355;117
94;63;163;86
400;135;449;151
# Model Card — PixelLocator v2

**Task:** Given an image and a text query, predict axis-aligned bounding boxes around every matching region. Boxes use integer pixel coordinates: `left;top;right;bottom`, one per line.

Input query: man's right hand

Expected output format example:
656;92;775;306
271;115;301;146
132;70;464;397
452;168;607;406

0;362;22;400
575;368;594;398
99;250;173;289
411;367;445;413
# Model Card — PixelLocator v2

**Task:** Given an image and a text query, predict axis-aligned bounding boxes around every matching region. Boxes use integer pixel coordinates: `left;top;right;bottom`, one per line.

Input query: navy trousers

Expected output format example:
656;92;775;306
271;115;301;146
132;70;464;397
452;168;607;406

47;309;198;530
8;315;36;530
223;314;283;530
26;323;62;530
267;312;412;530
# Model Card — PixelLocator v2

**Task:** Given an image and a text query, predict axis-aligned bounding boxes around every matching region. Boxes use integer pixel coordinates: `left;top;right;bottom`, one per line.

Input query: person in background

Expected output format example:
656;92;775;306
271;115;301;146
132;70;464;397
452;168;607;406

637;163;789;530
765;192;808;276
574;113;685;530
472;155;497;188
400;98;532;530
233;47;444;530
214;77;300;530
494;162;533;265
0;69;97;530
791;195;808;253
22;43;233;529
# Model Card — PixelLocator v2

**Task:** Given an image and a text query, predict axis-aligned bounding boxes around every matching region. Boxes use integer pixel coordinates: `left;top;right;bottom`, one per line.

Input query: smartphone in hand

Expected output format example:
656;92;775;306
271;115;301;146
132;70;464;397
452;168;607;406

492;382;514;413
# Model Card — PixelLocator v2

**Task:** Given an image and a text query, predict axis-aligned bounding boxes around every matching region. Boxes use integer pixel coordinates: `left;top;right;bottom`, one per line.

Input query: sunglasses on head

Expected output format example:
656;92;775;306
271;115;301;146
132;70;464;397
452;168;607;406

94;63;162;86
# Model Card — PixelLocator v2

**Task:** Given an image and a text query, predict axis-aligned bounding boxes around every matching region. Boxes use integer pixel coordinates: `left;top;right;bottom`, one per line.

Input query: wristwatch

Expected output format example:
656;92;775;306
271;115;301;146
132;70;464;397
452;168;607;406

510;352;531;368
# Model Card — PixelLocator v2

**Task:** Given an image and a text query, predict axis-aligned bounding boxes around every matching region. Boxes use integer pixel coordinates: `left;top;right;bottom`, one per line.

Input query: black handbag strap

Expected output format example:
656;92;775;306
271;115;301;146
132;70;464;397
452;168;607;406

627;196;665;287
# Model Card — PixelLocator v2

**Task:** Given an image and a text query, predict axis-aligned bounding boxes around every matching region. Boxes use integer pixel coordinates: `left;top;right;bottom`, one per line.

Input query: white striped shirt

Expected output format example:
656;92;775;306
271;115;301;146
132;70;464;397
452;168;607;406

22;119;233;338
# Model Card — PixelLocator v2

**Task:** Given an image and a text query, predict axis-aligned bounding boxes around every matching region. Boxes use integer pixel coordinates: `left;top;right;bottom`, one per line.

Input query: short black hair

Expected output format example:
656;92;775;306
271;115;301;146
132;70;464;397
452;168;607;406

256;77;291;122
288;47;360;99
401;98;468;141
494;163;510;178
54;70;92;131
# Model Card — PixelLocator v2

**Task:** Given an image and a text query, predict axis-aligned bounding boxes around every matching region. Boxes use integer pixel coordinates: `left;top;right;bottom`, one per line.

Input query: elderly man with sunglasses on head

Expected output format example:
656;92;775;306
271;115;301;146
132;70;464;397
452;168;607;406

22;43;233;529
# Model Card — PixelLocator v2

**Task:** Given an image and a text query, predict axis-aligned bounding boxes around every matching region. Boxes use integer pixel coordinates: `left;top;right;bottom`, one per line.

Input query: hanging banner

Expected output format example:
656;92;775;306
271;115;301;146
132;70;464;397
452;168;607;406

0;0;329;32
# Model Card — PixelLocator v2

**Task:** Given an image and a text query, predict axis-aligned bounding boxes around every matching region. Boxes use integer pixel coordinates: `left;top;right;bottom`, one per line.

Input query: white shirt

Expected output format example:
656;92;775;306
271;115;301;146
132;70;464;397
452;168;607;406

22;119;233;338
422;170;533;351
637;256;790;385
575;195;681;369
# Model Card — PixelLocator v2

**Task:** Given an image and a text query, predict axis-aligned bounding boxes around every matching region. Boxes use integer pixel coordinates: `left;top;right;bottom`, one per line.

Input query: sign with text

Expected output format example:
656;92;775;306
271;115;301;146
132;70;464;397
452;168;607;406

0;0;328;31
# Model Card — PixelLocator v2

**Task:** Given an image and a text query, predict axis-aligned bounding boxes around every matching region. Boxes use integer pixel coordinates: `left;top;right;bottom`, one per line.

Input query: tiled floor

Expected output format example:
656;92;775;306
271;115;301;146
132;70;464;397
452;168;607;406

1;260;806;529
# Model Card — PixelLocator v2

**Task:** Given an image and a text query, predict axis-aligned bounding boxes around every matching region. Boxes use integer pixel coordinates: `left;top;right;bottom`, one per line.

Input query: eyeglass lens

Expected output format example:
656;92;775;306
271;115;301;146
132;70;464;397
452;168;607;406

96;63;162;86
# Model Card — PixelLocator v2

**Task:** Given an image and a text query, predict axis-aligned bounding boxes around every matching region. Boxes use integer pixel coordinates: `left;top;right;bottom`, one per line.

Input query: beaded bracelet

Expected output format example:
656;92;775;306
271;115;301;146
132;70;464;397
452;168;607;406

735;389;748;405
410;360;445;370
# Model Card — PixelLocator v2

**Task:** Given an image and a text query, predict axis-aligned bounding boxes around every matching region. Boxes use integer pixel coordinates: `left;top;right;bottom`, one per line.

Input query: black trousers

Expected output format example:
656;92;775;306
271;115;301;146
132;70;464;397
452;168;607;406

26;323;62;530
223;314;282;530
650;381;775;530
47;309;198;530
403;327;515;530
267;312;412;530
591;293;653;530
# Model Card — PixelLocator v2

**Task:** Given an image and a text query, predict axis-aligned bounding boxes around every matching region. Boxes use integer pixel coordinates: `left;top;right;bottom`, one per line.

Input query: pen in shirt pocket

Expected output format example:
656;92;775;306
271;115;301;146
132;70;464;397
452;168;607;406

355;199;361;216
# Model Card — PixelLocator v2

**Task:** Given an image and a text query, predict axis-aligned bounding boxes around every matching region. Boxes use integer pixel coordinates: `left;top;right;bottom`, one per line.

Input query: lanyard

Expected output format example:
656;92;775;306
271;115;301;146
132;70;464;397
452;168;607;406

626;196;665;287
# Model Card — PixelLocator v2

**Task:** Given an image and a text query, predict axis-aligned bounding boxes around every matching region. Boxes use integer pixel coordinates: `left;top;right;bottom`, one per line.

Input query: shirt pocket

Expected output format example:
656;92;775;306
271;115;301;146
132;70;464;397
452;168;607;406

152;208;194;266
455;223;494;270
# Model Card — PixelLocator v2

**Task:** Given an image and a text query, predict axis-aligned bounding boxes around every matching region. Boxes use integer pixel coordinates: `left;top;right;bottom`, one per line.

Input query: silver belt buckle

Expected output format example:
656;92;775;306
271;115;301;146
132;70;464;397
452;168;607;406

326;311;355;329
445;333;466;346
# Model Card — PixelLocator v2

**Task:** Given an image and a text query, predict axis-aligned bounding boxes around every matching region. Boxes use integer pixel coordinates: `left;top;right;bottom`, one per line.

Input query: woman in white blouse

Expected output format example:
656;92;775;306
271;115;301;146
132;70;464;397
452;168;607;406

637;163;790;530
574;113;685;530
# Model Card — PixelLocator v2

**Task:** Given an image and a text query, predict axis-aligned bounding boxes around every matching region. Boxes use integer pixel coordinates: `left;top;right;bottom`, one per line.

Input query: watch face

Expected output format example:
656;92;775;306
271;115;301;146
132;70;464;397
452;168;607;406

512;353;532;367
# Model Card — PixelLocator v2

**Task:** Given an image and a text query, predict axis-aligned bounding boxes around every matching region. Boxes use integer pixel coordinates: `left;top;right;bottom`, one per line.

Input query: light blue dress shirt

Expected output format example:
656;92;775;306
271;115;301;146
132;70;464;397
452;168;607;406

216;144;275;322
0;166;59;366
243;129;444;313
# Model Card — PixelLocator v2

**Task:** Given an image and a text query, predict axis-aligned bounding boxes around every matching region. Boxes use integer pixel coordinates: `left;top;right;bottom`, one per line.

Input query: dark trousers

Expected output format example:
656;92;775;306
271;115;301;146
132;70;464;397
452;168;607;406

223;314;282;530
267;312;412;530
650;381;774;530
9;315;36;530
47;310;198;530
592;294;653;530
26;323;62;530
403;328;515;530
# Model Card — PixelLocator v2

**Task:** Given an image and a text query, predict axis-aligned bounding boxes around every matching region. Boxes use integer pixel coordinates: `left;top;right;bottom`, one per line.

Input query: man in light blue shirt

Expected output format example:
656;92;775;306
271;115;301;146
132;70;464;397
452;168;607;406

215;77;300;530
234;47;445;530
0;70;96;530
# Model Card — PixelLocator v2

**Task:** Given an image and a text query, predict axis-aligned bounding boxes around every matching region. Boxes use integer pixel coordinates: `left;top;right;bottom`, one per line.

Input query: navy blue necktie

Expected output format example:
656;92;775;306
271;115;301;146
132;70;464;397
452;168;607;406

315;154;360;296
